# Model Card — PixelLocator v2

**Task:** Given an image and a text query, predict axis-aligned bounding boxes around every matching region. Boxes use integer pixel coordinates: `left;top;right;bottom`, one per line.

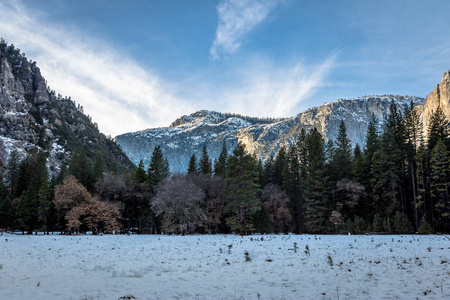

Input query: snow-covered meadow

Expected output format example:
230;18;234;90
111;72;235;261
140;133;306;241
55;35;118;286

1;234;449;300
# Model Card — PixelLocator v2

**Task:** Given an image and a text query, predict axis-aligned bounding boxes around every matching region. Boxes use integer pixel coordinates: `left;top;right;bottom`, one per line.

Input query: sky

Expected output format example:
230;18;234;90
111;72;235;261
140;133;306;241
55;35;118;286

0;0;449;136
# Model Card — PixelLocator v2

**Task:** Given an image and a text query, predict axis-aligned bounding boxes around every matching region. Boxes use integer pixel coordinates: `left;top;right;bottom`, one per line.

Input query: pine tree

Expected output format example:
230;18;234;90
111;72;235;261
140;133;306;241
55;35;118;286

187;154;199;174
430;139;450;232
133;160;147;184
199;146;213;174
427;106;449;151
92;150;105;182
370;101;406;222
304;128;330;233
214;142;228;177
148;145;171;194
68;147;92;189
5;150;20;197
333;120;353;180
273;145;287;187
0;196;15;229
37;181;53;233
415;145;432;229
283;144;304;233
404;101;423;230
224;142;261;235
261;155;275;188
253;205;271;234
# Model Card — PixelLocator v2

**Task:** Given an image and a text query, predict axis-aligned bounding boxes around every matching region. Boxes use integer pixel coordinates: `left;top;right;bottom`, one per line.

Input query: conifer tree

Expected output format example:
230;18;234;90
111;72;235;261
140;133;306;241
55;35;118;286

304;128;330;233
0;196;15;229
283;144;304;233
187;154;199;174
273;145;287;187
224;142;261;235
333;120;353;180
68;147;92;190
147;145;171;193
133;160;147;184
427;106;449;151
261;155;275;188
92;150;105;181
5;150;21;197
199;146;213;174
214;142;228;177
430;139;450;232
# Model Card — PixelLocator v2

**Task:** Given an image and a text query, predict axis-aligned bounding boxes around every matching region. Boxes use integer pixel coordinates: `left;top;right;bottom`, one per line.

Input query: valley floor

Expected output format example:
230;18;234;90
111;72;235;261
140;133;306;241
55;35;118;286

0;234;449;300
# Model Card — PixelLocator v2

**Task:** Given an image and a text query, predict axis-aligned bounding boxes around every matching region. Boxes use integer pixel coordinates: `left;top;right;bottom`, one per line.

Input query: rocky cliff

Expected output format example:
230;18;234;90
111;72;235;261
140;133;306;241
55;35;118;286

115;96;424;173
0;40;135;174
421;70;450;136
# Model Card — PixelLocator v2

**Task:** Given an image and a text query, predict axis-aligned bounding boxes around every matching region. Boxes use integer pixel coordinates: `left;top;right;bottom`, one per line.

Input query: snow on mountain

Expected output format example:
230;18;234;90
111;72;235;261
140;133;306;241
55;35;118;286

115;96;424;173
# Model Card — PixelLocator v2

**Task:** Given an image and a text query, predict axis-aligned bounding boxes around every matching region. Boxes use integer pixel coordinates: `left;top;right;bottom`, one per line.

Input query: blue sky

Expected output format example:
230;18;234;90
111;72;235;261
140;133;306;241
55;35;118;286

0;0;449;136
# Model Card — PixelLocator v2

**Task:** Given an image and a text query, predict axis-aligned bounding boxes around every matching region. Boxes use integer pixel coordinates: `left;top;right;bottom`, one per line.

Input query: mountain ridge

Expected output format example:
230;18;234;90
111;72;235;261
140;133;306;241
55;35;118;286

115;94;425;172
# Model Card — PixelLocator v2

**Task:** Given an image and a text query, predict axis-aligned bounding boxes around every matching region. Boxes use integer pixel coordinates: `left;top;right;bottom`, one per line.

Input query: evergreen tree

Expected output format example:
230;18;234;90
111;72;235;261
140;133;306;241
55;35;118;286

133;160;147;184
148;145;171;193
283;144;304;233
5;150;20;197
430;139;450;232
333;120;353;180
92;150;105;182
427;106;449;151
253;205;271;234
37;181;53;233
273;145;287;187
415;145;432;229
187;154;199;174
352;144;364;183
261;155;275;188
214;142;228;177
404;101;423;230
224;142;261;235
68;147;92;189
0;196;15;229
370;101;406;223
199;146;213;174
16;187;38;233
304;128;330;233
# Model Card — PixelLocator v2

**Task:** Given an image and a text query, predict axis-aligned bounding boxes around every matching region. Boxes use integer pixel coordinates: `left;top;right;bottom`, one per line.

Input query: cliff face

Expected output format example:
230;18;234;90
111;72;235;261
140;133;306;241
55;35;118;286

421;71;450;136
116;96;423;173
0;41;134;173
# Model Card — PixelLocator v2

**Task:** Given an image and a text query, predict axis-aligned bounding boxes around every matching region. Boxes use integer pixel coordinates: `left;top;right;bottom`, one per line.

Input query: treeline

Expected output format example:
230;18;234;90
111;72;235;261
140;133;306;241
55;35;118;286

0;100;449;235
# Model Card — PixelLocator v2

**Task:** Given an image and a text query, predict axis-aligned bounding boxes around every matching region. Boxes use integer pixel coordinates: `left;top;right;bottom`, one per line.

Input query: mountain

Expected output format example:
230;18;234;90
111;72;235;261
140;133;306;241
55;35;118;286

0;40;135;174
115;95;424;173
421;70;450;137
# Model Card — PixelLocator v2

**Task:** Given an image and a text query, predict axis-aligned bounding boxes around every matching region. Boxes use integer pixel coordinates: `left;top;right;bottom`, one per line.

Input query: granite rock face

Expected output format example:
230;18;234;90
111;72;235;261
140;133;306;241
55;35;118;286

115;96;424;173
0;41;134;174
421;71;450;137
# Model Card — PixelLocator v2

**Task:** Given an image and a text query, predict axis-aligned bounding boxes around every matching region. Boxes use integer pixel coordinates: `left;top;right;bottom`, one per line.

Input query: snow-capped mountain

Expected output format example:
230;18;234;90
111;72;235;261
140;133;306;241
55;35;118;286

115;95;424;173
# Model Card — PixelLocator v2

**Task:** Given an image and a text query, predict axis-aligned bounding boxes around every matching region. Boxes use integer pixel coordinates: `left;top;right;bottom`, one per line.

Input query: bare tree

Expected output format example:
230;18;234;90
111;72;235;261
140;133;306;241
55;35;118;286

261;184;292;233
152;176;206;235
54;176;121;233
188;174;226;233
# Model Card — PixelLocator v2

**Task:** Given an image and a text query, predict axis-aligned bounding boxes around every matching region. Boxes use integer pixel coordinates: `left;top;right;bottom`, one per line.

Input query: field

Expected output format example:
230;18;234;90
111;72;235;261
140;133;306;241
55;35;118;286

0;234;449;300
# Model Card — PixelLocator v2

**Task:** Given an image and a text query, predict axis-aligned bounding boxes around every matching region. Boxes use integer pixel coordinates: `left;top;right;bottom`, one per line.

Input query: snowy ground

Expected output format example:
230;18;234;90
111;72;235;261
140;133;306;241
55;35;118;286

0;234;449;300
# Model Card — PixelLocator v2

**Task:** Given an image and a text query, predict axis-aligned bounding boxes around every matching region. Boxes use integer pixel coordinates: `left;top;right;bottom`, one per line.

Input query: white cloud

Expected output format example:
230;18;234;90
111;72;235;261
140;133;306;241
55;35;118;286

0;0;192;136
217;54;337;117
210;0;282;60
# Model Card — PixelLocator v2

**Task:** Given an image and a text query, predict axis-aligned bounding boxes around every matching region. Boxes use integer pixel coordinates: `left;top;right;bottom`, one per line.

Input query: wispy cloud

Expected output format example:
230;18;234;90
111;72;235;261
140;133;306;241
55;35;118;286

0;0;192;136
210;0;282;60
217;54;337;117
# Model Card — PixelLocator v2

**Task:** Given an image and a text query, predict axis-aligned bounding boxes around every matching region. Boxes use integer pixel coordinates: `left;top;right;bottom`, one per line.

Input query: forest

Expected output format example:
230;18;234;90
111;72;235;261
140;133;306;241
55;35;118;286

0;100;449;235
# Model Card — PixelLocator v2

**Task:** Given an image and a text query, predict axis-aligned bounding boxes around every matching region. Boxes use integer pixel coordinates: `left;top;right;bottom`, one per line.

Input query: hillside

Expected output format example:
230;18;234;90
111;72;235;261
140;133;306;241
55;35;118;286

0;40;135;174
